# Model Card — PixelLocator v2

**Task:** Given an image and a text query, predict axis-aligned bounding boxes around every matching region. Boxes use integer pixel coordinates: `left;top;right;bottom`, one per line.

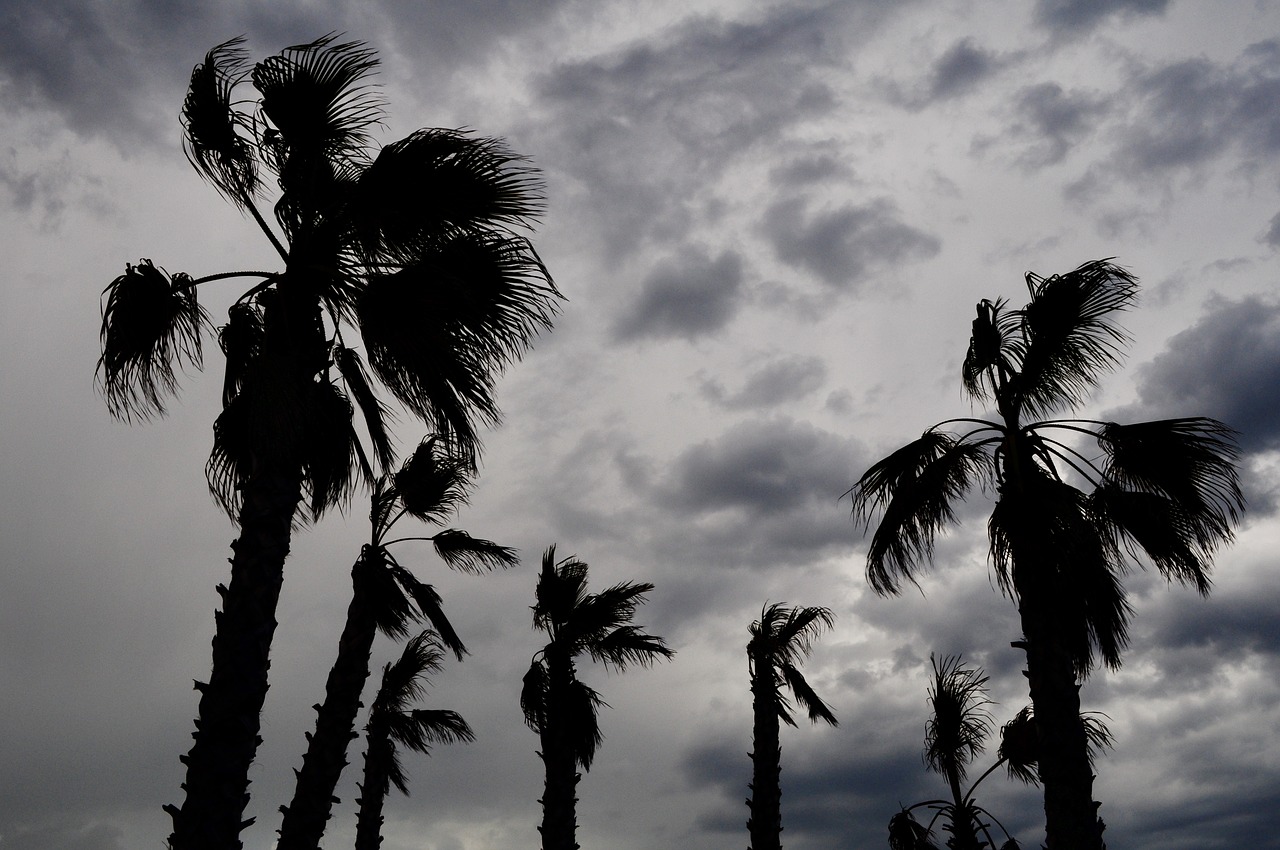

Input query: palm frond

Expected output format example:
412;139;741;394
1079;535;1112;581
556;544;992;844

998;706;1040;785
520;660;549;733
889;809;940;850
770;605;837;667
351;128;545;262
97;260;207;420
334;345;395;475
962;298;1020;401
1091;486;1210;594
567;678;607;770
1097;418;1244;556
849;431;992;594
357;547;417;639
1015;259;1138;418
393;564;465;659
431;529;518;575
181;36;259;201
392;436;470;522
588;625;675;670
217;301;264;407
532;548;590;632
301;380;361;517
355;231;560;460
924;655;992;783
251;33;382;168
391;708;474;754
566;581;656;650
780;663;838;726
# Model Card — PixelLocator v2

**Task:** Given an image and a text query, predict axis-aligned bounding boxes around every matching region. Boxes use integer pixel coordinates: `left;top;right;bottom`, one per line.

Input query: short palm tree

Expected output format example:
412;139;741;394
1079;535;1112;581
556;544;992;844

353;630;475;850
97;35;557;850
746;603;838;850
847;260;1244;849
520;547;675;850
277;437;515;850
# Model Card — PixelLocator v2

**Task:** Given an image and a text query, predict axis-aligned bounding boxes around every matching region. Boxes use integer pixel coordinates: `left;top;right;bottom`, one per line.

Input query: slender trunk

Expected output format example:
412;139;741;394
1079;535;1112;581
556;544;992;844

165;468;302;850
277;551;382;850
539;650;580;850
747;653;782;850
353;731;391;850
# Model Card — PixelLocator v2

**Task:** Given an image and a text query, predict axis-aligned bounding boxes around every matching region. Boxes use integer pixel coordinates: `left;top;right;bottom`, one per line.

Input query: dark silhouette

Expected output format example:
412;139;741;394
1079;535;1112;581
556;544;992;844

96;35;557;849
520;547;674;850
890;656;1112;850
277;437;515;849
746;603;837;850
353;631;475;850
847;260;1243;850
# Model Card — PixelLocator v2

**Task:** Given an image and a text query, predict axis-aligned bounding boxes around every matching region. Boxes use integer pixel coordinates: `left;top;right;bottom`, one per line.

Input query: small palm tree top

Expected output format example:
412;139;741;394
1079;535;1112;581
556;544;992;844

923;655;992;785
748;602;838;727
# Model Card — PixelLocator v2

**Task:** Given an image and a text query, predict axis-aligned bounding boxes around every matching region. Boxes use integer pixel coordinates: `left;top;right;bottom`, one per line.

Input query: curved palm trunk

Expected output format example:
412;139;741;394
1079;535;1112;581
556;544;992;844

277;553;382;850
539;649;581;850
354;734;392;850
166;468;302;850
747;651;782;850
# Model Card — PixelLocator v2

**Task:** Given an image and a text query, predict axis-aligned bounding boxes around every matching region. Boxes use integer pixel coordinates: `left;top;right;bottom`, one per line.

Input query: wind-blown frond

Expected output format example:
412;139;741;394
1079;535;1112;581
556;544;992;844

781;663;838;726
334;345;395;475
520;660;549;733
1091;486;1210;594
217;300;264;407
350;128;545;262
588;625;675;670
358;546;418;640
532;547;589;632
1015;259;1139;418
431;528;518;575
924;655;992;784
998;704;1112;785
387;563;465;660
182;36;259;201
97;260;207;420
889;808;940;850
566;678;607;770
848;432;993;594
392;437;470;522
963;298;1020;401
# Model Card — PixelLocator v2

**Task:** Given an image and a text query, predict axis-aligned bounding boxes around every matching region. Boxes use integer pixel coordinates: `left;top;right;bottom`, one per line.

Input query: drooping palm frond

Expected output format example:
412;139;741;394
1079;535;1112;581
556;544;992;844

97;260;207;420
1091;486;1210;594
217;300;264;407
566;678;607;770
519;659;549;733
430;528;518;575
768;605;837;668
532;547;590;632
567;582;658;651
962;297;1021;401
588;625;676;670
391;436;471;522
386;561;464;659
849;432;994;594
350;128;546;262
781;662;838;726
1097;418;1244;554
182;35;259;202
889;808;940;850
749;604;838;728
924;655;993;784
1014;259;1139;419
334;344;395;475
357;546;419;640
997;704;1113;785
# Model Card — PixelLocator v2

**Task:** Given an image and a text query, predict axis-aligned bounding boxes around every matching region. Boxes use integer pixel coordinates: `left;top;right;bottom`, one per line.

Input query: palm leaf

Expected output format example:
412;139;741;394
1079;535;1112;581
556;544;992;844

392;437;470;522
1015;259;1138;418
431;528;518;575
588;625;675;670
217;301;264;407
1090;485;1210;594
962;298;1020;401
998;706;1040;785
350;128;545;262
780;663;838;726
889;809;940;850
567;581;657;650
566;678;607;770
533;548;589;631
334;345;396;475
520;660;549;733
358;547;417;640
388;563;465;660
97;260;207;420
923;655;991;783
181;36;259;201
849;432;992;594
770;605;836;667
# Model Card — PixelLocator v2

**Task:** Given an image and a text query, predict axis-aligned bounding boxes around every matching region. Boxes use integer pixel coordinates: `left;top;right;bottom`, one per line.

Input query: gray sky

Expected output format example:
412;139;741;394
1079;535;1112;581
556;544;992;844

2;1;1280;848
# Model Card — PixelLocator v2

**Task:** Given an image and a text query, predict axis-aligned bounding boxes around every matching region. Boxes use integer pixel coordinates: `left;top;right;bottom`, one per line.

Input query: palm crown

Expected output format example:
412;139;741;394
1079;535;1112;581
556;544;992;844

97;34;560;517
748;603;838;728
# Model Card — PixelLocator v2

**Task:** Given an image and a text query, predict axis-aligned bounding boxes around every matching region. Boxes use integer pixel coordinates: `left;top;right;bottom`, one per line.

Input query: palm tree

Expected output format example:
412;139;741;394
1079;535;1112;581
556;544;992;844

520;547;675;850
746;603;838;850
97;35;558;850
353;631;475;850
847;260;1244;849
276;437;515;850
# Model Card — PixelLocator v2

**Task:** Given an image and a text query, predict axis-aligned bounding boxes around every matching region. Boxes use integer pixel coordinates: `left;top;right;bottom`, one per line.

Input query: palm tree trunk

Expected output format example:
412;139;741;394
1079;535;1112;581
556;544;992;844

539;650;580;850
277;553;381;850
165;468;302;850
354;741;390;850
1017;604;1106;850
747;653;782;850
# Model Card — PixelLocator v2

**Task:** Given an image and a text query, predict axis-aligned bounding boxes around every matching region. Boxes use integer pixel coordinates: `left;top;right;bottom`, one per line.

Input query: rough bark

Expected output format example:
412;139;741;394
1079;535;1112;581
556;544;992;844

747;651;782;850
353;740;390;850
277;552;381;850
539;649;581;850
165;468;302;850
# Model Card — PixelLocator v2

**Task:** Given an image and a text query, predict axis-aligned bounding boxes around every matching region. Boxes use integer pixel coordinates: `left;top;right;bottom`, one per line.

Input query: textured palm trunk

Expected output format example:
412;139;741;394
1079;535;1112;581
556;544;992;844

747;652;782;850
166;467;302;850
353;734;391;850
277;552;381;850
539;649;581;850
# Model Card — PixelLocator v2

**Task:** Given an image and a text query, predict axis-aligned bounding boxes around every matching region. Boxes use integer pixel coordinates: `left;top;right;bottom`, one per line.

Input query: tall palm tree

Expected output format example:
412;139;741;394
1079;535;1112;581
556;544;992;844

746;603;838;850
277;437;515;850
520;547;675;850
847;260;1243;850
353;630;475;850
97;35;558;850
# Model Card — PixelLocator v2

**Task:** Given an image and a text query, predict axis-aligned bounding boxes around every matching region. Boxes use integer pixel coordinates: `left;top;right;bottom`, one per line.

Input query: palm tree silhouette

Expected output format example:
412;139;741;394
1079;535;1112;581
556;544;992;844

353;630;475;850
847;260;1243;849
97;35;557;849
746;603;837;850
520;547;675;850
277;437;515;850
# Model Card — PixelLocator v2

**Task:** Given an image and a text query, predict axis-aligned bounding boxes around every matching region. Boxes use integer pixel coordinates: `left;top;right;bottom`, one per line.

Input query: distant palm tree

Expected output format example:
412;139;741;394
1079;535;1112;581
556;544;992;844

353;631;475;850
847;260;1243;849
277;437;515;850
97;35;557;849
746;603;838;850
520;547;675;850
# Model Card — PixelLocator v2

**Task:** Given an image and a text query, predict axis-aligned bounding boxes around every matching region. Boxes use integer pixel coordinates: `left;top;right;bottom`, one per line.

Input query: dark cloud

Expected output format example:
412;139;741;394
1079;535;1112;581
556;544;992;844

698;354;828;409
1264;211;1280;249
1119;295;1280;454
1005;82;1110;169
763;197;940;289
1033;0;1169;34
882;37;1007;110
611;248;744;342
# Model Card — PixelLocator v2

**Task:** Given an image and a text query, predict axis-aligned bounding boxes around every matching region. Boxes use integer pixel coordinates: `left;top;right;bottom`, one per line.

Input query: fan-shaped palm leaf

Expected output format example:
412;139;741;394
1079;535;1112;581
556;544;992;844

924;655;992;785
391;436;470;521
429;528;519;575
181;36;259;202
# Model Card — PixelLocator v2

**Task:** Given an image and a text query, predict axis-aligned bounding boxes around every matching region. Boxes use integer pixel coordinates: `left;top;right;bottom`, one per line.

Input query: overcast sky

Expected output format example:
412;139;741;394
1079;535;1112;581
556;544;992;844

2;1;1280;848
